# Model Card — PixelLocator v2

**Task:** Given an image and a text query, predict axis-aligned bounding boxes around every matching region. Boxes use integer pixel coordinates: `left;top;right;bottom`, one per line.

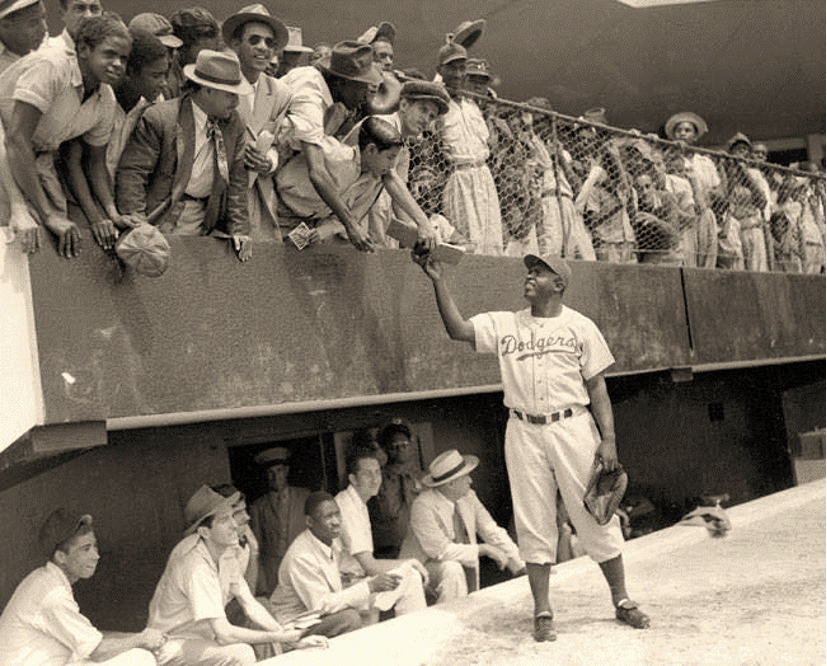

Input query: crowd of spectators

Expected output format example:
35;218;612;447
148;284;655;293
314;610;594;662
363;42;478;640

0;2;822;274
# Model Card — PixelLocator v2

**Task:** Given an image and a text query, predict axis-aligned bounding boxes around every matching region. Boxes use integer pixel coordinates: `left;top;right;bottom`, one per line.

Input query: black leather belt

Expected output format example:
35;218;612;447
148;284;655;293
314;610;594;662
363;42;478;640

511;408;573;425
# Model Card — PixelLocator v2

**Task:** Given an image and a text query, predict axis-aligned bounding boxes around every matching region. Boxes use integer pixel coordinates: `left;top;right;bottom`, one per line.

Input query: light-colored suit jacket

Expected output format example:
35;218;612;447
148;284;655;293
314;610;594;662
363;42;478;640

398;488;521;592
238;74;292;240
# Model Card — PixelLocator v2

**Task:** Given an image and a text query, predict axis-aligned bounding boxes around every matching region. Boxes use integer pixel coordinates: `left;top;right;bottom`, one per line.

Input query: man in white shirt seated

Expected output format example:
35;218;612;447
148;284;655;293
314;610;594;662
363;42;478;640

146;485;326;666
399;449;525;603
269;491;411;638
0;510;164;666
335;445;428;621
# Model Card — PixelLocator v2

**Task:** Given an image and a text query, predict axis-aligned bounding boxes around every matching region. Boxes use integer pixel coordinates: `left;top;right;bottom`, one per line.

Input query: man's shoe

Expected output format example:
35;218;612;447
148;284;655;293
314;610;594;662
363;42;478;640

615;599;650;629
533;612;557;642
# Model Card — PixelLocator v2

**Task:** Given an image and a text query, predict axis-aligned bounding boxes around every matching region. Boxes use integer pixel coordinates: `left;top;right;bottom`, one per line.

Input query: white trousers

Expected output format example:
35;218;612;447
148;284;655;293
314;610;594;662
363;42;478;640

70;648;156;666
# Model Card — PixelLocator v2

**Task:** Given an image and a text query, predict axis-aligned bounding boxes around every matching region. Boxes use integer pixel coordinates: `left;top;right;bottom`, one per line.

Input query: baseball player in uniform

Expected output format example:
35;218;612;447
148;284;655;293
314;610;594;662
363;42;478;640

412;250;650;641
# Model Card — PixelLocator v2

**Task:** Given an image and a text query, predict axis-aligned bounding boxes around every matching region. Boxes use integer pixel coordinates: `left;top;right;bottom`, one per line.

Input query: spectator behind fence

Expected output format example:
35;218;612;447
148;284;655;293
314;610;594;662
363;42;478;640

46;0;102;53
0;0;47;74
126;13;183;101
398;449;524;603
0;14;134;257
0;510;164;666
249;447;312;598
662;146;704;266
571;108;636;264
631;170;682;266
792;175;826;274
276;26;312;78
277;115;436;249
224;4;292;242
771;175;805;273
663;111;721;268
722;133;768;271
434;41;504;256
106;28;170;181
147;486;326;665
348;79;449;248
335;445;428;622
167;7;219;99
116;49;253;261
278;40;383;251
523;97;596;261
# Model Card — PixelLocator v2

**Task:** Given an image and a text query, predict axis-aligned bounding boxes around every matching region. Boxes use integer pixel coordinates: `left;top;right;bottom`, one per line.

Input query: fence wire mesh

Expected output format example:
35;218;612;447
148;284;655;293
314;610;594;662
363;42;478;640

404;92;826;273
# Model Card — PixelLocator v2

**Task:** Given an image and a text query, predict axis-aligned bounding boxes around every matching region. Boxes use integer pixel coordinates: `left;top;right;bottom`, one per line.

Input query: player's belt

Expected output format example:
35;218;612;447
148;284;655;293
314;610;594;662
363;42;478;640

511;408;573;425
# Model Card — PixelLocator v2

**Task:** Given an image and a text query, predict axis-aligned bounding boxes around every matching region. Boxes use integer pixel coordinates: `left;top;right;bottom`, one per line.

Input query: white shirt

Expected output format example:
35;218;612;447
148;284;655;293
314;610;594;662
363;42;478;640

0;562;103;666
335;484;374;577
185;99;215;199
471;306;615;413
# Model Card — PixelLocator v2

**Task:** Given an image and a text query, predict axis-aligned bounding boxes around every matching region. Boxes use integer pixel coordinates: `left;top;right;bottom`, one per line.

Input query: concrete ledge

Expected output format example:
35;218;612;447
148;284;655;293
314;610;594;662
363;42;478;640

265;480;825;665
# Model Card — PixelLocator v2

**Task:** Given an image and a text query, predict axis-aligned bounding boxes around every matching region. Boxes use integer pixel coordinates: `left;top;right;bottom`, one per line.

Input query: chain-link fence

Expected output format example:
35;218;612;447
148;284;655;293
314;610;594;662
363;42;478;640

406;92;826;273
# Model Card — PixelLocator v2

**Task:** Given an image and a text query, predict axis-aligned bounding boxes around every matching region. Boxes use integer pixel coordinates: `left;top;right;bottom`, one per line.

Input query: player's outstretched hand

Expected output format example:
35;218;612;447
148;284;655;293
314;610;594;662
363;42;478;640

411;247;443;281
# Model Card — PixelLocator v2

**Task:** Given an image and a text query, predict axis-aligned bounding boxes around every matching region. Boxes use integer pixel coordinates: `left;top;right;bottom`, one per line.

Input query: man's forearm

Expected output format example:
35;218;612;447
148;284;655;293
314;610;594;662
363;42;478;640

433;278;470;341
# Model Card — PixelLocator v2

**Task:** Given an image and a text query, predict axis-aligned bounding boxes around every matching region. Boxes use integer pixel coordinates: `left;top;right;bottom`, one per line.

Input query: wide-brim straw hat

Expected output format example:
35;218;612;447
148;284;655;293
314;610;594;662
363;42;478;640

317;41;382;86
451;19;485;49
422;449;479;487
183;49;253;95
0;0;40;21
664;111;709;141
284;25;313;53
184;485;241;535
221;4;289;52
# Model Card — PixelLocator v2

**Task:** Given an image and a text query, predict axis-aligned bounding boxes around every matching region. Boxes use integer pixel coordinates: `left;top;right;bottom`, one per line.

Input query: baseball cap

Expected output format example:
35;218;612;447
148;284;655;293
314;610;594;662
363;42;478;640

128;13;184;48
524;254;572;289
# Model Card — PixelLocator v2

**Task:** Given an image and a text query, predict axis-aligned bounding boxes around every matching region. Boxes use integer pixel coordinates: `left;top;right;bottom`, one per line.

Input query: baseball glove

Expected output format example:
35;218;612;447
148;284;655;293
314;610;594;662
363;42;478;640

583;461;628;526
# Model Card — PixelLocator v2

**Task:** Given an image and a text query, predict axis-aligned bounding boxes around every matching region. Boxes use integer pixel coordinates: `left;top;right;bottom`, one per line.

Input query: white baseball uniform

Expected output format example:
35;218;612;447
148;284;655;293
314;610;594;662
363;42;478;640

470;306;625;564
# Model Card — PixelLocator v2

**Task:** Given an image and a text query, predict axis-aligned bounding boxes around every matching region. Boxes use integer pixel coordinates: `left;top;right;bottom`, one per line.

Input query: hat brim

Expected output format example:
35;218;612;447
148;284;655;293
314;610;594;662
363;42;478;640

221;13;289;53
157;33;183;48
664;112;708;141
453;19;485;49
402;93;449;115
184;491;240;535
283;45;313;53
422;454;479;487
317;56;382;86
183;63;253;95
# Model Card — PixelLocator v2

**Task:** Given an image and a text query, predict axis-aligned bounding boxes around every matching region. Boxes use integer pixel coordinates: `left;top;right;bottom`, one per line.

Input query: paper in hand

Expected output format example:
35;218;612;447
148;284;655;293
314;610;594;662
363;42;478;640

386;218;465;264
288;222;313;250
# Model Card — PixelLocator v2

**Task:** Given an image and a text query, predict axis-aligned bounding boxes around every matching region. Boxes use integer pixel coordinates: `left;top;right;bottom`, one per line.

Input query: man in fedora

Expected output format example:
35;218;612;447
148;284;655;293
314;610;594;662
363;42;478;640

147;486;326;665
249;447;311;597
224;4;293;242
0;0;46;75
275;26;312;77
433;39;504;256
116;49;253;262
0;510;165;665
412;250;651;641
398;449;523;603
278;40;383;251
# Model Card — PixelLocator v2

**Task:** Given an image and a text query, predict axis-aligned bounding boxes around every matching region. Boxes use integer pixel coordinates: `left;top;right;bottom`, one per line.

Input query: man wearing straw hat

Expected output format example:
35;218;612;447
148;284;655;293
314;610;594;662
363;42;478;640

116;49;253;261
147;485;326;665
412;251;650;641
398;449;523;603
275;25;312;77
224;4;292;242
0;0;46;74
0;510;164;665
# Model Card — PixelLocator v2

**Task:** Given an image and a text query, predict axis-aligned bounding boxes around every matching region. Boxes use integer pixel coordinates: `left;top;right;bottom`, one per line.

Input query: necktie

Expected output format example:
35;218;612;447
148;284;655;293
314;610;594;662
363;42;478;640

206;119;229;186
453;505;469;544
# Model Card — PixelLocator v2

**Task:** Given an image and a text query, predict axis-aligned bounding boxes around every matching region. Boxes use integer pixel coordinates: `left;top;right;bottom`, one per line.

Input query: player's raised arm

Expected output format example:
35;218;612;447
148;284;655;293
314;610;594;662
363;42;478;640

412;252;475;344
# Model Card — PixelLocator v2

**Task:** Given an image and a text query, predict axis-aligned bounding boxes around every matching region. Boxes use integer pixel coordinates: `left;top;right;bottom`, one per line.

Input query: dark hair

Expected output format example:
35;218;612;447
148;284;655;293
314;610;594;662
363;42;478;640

169;7;218;50
231;18;273;44
126;28;168;76
54;523;94;556
358;116;403;153
211;483;244;503
377;421;411;451
304;490;336;517
345;444;379;478
76;14;130;53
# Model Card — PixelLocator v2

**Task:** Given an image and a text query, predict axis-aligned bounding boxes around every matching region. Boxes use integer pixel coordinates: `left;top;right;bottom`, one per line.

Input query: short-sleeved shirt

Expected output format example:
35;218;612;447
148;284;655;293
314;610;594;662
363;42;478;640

0;43;115;152
335;484;373;577
147;538;244;640
470;306;615;413
0;562;103;666
0;40;21;76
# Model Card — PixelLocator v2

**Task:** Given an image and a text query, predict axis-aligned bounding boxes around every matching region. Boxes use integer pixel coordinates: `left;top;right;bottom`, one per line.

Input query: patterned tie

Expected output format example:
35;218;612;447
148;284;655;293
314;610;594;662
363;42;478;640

206;118;229;185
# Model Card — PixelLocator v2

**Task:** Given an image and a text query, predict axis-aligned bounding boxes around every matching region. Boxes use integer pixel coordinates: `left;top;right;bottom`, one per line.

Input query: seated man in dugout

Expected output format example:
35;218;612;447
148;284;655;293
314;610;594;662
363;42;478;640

399;449;525;603
0;509;165;666
335;444;428;622
147;485;326;666
0;14;139;257
276;115;436;249
269;491;411;639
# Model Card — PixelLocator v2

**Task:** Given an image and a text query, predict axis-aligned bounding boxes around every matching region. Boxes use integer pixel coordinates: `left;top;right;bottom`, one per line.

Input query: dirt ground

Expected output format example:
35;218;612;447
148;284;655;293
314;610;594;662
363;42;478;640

269;481;825;666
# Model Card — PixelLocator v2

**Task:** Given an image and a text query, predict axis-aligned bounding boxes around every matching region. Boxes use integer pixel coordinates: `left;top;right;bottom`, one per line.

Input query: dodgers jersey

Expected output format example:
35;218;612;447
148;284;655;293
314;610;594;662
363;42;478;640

470;306;615;414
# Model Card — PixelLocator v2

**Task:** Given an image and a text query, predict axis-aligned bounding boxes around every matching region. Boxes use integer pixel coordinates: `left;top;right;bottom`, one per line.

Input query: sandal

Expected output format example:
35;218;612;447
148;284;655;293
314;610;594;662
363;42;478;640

533;611;557;642
615;599;650;629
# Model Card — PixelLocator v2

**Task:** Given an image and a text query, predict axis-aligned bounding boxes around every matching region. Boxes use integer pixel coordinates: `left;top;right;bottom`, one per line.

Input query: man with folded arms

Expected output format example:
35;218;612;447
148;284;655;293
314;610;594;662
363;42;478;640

147;485;326;666
399;449;523;604
0;510;164;665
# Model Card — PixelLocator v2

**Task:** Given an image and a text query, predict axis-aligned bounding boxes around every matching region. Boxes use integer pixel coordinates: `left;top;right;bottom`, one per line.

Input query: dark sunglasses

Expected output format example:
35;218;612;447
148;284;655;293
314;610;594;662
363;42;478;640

247;34;277;49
